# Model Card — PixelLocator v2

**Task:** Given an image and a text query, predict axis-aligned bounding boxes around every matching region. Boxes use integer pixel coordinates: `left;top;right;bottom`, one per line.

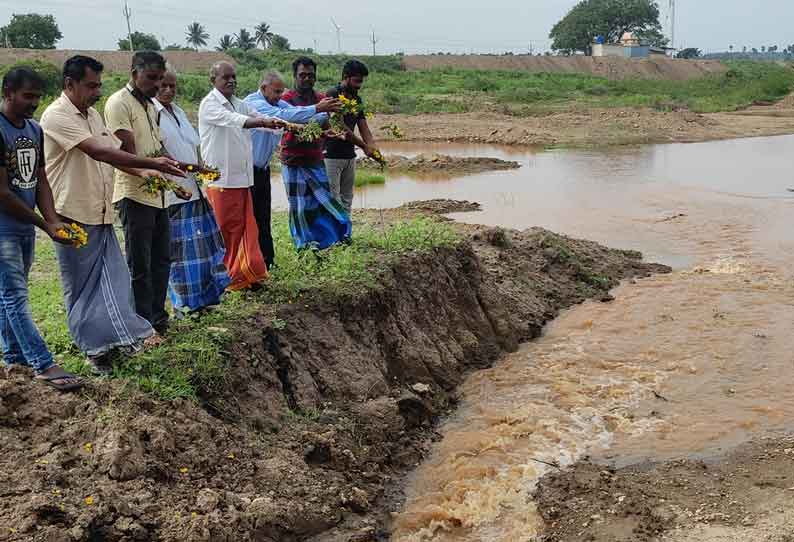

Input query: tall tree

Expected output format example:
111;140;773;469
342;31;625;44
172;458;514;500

549;0;664;55
254;22;274;49
270;34;290;51
216;34;235;51
185;22;209;51
117;31;161;51
0;13;62;49
234;28;255;50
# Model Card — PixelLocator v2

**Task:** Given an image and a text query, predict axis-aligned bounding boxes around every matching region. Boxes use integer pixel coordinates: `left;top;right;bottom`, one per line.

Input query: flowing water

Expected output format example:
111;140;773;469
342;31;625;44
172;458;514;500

280;136;794;540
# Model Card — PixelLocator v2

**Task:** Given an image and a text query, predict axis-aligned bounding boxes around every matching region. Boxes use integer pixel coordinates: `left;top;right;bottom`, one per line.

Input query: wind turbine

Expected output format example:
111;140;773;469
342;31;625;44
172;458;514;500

668;0;676;51
331;18;342;54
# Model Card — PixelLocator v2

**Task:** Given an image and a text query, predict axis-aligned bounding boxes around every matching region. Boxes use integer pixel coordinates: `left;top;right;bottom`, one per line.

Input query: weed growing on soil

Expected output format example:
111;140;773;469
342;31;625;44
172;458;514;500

27;215;459;400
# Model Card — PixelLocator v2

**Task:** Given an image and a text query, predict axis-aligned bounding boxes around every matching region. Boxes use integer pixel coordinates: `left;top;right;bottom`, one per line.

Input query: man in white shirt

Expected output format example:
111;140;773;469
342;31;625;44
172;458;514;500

156;70;230;314
198;61;282;290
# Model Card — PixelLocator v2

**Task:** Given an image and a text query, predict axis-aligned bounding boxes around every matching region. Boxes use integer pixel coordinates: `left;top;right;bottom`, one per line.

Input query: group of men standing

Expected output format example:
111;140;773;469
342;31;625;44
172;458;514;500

0;51;379;391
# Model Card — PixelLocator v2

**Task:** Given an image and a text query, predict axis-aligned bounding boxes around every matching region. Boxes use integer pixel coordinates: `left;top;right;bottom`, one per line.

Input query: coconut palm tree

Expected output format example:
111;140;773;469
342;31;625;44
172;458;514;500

185;22;209;51
216;34;234;51
234;28;256;51
254;22;274;49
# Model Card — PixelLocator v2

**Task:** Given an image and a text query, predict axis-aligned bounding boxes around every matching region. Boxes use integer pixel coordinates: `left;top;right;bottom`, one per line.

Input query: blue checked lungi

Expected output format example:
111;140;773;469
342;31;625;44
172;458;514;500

167;198;231;312
281;164;352;250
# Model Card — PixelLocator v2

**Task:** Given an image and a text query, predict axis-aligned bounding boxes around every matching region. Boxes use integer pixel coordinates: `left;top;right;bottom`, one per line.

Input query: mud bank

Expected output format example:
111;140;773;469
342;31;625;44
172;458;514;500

369;100;794;148
0;207;667;542
358;154;520;177
536;435;794;542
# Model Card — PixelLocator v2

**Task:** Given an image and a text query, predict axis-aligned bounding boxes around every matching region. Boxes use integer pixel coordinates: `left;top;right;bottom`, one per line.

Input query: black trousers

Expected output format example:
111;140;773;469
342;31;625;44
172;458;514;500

117;198;171;332
252;166;274;269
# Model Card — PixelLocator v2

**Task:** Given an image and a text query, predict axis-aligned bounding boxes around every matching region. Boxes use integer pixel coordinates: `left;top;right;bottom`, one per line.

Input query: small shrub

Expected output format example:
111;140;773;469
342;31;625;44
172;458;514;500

0;60;61;96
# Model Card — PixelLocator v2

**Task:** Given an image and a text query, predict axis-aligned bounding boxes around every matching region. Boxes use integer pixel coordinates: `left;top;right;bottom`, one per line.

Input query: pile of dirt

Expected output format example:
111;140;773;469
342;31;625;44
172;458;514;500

0;48;233;74
398;199;482;214
0;205;668;542
358;153;520;176
535;435;794;542
401;55;726;82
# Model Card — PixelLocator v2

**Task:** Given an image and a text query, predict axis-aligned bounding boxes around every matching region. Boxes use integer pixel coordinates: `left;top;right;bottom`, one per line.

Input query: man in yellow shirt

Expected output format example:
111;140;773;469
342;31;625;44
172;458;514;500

41;55;184;373
105;51;182;337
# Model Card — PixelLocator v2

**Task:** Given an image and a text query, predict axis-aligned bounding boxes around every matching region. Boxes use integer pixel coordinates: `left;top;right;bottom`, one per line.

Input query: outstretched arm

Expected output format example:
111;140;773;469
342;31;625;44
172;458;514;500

76;138;183;177
201;98;282;130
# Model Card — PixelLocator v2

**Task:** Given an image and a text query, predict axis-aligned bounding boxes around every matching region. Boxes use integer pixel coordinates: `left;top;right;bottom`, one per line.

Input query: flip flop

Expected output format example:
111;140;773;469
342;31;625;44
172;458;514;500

36;371;83;392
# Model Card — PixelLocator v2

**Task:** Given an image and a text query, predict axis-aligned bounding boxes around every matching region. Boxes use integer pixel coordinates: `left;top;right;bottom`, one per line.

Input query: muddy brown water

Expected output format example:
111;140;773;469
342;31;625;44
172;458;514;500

281;136;794;540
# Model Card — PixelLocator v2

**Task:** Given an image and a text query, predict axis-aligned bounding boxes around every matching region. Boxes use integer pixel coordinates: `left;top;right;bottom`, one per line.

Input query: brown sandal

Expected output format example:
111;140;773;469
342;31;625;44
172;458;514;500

35;367;83;392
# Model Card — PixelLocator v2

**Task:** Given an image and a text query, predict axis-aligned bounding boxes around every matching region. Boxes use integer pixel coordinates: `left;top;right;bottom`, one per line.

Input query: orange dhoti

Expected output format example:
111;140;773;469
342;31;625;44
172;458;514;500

206;187;268;290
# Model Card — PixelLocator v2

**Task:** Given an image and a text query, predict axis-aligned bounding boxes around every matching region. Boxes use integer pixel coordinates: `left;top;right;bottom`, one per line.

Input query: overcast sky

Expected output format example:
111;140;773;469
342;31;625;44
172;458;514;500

1;0;791;55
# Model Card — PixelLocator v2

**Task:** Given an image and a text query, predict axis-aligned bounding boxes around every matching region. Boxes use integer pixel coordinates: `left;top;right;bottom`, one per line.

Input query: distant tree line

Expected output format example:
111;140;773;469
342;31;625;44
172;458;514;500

0;12;292;53
702;44;794;60
118;22;291;53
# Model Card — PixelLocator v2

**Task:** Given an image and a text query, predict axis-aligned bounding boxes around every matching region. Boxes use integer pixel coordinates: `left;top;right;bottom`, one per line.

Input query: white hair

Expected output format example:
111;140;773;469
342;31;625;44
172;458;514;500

209;61;235;80
260;70;284;87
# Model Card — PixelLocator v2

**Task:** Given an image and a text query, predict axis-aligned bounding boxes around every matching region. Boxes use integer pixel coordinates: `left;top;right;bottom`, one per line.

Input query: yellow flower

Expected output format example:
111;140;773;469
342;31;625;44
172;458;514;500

83;442;93;453
56;223;88;248
179;467;189;474
227;453;236;460
140;175;179;195
84;496;94;506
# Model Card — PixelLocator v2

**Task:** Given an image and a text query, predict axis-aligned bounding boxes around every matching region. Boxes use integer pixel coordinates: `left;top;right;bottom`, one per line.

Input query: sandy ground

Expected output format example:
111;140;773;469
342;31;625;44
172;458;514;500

370;99;794;148
536;435;794;542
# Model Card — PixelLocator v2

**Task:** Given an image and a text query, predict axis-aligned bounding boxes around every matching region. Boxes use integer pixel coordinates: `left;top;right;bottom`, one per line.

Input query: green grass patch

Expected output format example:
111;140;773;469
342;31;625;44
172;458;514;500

355;169;386;187
26;214;459;400
266;213;459;301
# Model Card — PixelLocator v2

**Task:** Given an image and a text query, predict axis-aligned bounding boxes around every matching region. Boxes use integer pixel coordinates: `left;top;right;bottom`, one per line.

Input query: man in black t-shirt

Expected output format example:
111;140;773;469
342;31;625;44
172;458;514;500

324;59;380;213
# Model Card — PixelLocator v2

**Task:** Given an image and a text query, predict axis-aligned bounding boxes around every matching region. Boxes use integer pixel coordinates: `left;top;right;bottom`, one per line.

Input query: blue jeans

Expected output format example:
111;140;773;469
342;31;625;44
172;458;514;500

0;234;54;374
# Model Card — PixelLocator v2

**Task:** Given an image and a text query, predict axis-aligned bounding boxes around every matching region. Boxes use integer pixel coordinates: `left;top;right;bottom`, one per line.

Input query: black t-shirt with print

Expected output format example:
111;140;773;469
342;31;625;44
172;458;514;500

324;85;365;160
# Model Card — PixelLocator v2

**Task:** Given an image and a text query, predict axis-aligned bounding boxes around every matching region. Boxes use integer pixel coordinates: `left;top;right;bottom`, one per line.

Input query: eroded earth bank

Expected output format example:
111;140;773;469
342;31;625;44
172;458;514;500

0;204;667;542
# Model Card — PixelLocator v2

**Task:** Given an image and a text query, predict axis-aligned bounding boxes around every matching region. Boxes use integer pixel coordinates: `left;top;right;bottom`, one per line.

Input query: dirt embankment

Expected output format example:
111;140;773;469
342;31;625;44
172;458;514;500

0;207;667;542
402;55;726;81
536;435;794;542
369;99;794;148
0;48;233;73
359;154;520;177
